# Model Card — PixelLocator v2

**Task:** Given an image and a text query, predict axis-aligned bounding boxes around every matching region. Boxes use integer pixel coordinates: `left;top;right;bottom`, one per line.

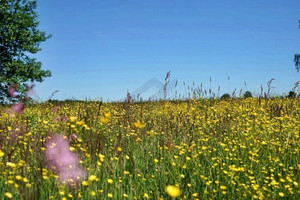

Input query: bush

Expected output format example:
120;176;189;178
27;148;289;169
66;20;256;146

220;93;231;100
243;91;252;98
288;91;296;99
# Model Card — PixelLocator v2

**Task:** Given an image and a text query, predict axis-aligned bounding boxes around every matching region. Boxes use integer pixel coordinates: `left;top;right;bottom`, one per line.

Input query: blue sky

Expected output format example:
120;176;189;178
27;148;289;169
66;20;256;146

34;0;300;101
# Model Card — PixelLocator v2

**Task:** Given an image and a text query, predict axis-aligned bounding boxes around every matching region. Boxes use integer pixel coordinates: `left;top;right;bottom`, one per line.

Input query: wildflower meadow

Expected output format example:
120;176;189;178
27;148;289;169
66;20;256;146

0;96;299;199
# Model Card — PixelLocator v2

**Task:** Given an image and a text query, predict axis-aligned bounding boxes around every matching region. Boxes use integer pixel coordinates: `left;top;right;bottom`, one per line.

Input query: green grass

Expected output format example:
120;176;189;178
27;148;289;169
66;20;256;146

0;98;299;199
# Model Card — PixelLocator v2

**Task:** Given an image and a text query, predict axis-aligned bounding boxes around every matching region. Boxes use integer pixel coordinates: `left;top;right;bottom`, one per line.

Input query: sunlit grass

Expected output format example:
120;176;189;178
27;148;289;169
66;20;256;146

0;97;299;199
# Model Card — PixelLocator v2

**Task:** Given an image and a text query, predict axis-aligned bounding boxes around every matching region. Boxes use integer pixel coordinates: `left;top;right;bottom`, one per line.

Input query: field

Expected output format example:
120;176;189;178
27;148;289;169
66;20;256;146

0;97;299;199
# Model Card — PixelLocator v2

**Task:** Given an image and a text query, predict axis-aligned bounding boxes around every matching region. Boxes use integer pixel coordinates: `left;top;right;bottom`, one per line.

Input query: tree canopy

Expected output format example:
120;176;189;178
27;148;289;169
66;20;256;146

0;0;51;101
295;20;300;72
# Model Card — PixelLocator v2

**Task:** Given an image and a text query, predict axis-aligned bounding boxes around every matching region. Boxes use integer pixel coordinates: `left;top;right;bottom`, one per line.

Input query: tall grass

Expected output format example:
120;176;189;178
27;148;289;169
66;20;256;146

0;97;299;199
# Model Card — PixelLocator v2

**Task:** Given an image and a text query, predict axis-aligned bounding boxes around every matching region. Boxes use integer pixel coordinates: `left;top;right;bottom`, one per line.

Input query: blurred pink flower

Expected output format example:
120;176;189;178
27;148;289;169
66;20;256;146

58;166;86;185
8;85;18;97
61;116;68;122
12;103;25;113
68;134;78;141
45;135;69;161
53;106;59;113
45;134;85;185
6;108;15;118
54;116;61;122
54;151;77;171
24;84;35;100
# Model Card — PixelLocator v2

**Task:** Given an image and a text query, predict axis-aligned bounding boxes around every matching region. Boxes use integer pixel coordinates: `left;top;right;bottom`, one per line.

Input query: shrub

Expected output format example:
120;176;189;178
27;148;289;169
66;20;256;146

288;91;296;99
220;93;231;100
243;91;252;98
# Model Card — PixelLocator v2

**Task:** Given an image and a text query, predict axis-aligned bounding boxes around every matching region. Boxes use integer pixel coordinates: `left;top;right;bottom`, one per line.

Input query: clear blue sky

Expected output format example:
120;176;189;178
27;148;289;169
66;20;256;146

34;0;300;101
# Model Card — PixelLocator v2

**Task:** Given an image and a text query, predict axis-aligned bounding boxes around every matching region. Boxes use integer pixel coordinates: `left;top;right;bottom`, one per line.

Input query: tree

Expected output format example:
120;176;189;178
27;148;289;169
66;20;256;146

295;20;300;72
287;91;296;99
0;0;51;101
243;91;252;98
220;93;230;100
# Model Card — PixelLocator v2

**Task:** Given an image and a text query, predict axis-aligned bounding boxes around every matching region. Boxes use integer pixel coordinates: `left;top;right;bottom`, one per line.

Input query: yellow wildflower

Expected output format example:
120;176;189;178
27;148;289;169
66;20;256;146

82;181;89;186
166;185;181;198
108;193;113;198
0;150;4;157
88;175;97;181
5;192;13;199
107;179;113;184
100;117;109;123
69;116;77;122
279;192;284;197
133;121;145;128
220;185;227;190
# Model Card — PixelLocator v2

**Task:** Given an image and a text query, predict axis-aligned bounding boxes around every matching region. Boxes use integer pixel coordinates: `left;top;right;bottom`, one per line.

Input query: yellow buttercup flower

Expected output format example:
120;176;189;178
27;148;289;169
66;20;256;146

0;150;4;157
88;175;97;181
100;117;109;123
90;191;96;196
166;185;181;198
279;192;284;197
104;112;111;118
76;120;85;125
69;116;77;122
220;185;227;190
133;121;145;129
117;147;122;152
7;162;17;168
5;192;13;199
107;193;113;198
107;179;113;184
143;193;149;199
82;181;89;186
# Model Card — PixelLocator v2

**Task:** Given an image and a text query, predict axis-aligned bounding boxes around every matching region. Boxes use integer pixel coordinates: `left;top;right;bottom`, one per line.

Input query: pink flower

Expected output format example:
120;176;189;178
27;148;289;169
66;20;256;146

8;84;18;97
54;151;77;171
54;116;61;122
68;134;78;141
53;106;59;113
45;134;85;185
58;166;86;185
6;108;15;118
24;84;35;100
45;135;69;160
12;103;25;113
61;116;68;122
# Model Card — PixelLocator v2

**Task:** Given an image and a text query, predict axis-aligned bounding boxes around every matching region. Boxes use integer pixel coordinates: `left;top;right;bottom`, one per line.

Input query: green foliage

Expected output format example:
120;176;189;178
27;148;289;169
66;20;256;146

243;91;252;98
288;91;296;99
295;54;300;72
0;0;51;101
0;98;299;199
295;20;300;72
220;93;230;100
